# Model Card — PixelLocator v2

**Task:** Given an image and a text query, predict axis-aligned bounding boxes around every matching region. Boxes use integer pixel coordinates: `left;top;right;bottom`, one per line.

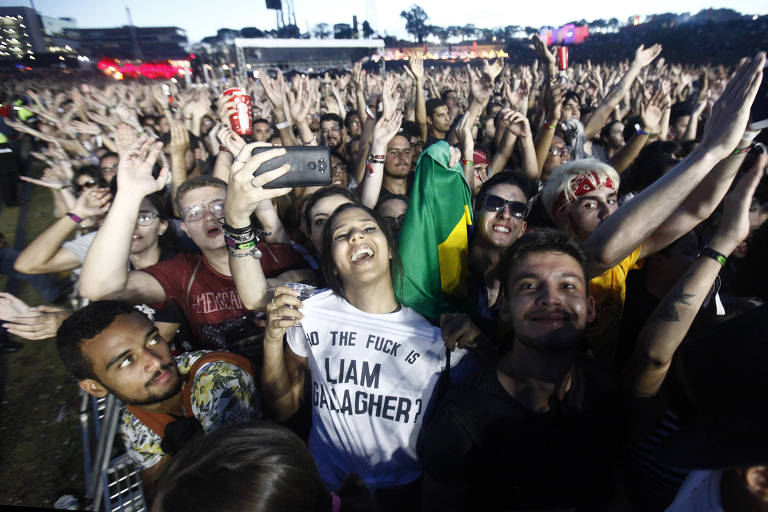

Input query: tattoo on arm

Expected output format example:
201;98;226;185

657;271;696;323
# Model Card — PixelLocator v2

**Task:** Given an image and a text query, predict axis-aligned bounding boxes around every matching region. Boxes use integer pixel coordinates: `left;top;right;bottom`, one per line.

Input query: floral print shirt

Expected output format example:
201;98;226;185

120;351;260;469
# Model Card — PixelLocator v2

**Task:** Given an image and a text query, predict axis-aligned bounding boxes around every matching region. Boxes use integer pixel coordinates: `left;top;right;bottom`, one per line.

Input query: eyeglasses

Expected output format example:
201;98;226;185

181;199;225;222
548;145;572;157
101;165;117;175
137;212;160;226
482;194;528;219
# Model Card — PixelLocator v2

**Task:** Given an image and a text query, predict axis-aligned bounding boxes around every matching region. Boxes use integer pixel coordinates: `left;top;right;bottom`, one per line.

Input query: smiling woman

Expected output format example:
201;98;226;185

251;203;469;508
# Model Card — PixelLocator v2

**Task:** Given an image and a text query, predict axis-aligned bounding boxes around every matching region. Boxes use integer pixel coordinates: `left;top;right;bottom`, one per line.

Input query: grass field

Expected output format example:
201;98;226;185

0;182;85;508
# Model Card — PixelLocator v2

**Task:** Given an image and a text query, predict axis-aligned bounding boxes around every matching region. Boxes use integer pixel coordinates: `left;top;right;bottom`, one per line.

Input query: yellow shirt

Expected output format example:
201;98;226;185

587;245;644;362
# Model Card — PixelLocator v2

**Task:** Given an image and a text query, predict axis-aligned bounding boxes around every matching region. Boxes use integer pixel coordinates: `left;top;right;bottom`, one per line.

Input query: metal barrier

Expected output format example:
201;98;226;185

78;391;146;511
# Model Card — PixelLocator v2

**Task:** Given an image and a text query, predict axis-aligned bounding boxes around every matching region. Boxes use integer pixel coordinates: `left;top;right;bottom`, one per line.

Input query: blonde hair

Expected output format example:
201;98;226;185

541;159;620;219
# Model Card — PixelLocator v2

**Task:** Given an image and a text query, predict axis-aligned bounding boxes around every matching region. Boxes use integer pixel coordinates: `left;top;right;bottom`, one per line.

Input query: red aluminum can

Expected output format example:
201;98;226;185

557;46;569;71
223;88;252;135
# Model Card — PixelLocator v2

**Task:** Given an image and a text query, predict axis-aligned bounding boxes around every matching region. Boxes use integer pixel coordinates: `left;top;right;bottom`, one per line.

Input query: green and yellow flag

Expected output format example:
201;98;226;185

397;141;473;323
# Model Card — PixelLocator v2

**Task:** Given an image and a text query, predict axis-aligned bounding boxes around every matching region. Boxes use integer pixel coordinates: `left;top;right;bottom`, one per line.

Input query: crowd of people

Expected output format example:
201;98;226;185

0;33;767;511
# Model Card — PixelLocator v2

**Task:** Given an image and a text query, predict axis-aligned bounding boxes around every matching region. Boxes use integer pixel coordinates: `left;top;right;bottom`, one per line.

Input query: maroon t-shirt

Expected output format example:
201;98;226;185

142;242;308;346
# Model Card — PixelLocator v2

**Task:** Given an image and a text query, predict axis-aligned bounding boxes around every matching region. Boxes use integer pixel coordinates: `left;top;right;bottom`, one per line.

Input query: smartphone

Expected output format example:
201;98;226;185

251;146;331;189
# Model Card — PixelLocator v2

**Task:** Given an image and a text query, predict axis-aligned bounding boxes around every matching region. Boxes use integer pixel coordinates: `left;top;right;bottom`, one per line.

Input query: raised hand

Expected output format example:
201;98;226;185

72;187;112;219
217;125;246;156
483;57;505;82
169;121;190;155
468;65;493;104
114;104;142;130
70;120;101;135
224;143;292;227
113;124;139;157
529;34;556;76
408;53;424;81
259;69;286;110
381;75;401;120
372;110;403;150
640;87;666;133
633;43;663;68
287;76;312;125
700;52;766;159
117;136;168;197
503;109;532;139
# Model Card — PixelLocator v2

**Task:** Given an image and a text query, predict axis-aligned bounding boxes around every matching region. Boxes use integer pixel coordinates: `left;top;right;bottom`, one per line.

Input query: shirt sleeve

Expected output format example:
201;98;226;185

285;323;309;358
142;254;192;304
188;360;261;431
119;410;165;470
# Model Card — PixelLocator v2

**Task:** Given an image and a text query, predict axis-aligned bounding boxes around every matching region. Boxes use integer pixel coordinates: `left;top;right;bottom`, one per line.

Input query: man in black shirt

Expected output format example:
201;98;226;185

421;229;621;510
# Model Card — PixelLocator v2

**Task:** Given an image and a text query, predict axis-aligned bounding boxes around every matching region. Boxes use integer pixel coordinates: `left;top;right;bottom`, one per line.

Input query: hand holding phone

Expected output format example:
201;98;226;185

251;145;332;189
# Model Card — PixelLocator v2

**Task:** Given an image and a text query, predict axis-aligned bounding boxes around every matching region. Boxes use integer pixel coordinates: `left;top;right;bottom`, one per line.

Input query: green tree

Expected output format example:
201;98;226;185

313;23;331;39
400;4;430;43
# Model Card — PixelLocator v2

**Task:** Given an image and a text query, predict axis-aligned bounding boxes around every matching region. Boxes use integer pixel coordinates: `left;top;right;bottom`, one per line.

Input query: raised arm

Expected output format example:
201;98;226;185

360;77;403;208
584;52;765;275
625;161;764;397
608;87;665;174
13;188;110;274
583;44;663;140
408;54;428;142
224;143;292;311
78;137;169;304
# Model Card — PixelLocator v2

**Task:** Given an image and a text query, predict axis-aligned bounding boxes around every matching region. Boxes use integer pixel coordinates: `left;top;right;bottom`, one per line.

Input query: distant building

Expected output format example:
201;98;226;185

0;7;46;59
69;26;188;60
0;6;77;63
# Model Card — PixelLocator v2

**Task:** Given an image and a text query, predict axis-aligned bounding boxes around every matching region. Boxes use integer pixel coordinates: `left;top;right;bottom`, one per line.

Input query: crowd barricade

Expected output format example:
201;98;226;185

79;391;146;511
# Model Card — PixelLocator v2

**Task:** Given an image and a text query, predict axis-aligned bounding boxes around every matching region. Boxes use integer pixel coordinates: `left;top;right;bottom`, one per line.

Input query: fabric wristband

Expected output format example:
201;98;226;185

218;145;232;154
365;106;375;120
634;123;656;137
66;212;83;224
699;247;727;267
275;120;291;129
461;159;474;167
731;144;753;155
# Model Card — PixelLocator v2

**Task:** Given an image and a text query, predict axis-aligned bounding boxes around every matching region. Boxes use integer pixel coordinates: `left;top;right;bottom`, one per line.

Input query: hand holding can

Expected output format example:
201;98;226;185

223;88;253;136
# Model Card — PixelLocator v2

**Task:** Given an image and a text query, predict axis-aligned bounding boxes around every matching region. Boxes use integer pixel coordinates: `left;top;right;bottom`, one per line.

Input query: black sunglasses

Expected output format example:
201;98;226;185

81;180;99;189
482;194;528;219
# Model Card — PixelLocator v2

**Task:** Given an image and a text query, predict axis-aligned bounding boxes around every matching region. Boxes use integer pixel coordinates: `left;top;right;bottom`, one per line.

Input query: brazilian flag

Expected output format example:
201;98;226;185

397;141;473;323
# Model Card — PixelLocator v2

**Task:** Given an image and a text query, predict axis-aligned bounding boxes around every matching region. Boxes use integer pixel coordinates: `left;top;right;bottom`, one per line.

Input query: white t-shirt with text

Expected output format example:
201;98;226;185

286;289;466;491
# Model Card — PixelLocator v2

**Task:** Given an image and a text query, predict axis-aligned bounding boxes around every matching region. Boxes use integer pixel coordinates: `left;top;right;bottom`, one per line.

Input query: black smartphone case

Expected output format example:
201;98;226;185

251;145;332;189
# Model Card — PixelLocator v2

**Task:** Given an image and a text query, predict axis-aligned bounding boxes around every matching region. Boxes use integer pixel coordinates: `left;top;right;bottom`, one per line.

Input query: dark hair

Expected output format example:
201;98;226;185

152;423;379;512
426;98;446;118
56;301;142;380
252;117;270;126
73;165;103;192
476;170;535;207
174;176;227;217
563;91;580;107
344;111;361;131
600;120;624;143
320;113;343;128
302;185;358;235
98;152;119;165
440;89;457;103
319;203;402;300
500;229;589;297
400;120;422;141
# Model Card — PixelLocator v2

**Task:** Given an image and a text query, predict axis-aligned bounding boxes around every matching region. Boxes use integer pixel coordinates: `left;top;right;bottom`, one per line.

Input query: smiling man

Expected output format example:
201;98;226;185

56;300;259;486
422;229;621;511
